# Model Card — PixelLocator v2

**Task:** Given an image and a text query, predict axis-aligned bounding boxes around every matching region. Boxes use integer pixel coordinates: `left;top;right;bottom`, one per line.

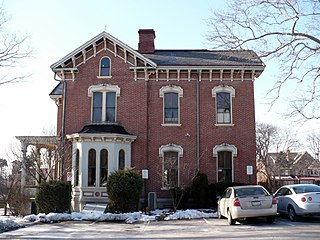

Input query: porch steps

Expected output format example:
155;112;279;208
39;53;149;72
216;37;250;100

82;203;108;213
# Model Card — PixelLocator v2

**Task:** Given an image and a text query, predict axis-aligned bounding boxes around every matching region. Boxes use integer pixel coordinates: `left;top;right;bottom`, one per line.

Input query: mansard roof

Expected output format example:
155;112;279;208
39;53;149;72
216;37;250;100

142;50;264;68
66;123;137;142
79;123;133;135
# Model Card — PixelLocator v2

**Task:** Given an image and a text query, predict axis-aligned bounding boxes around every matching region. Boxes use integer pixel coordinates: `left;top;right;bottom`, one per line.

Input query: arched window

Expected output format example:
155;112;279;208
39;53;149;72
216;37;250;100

159;144;183;188
217;151;232;183
164;92;178;124
100;149;108;187
118;149;125;170
212;85;235;125
100;57;111;76
160;85;183;125
75;149;79;186
163;151;178;188
88;149;96;186
213;143;237;183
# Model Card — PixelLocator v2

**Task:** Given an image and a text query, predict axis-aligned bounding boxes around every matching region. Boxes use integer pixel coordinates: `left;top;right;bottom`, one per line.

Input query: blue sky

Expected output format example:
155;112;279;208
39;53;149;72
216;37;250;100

0;0;318;159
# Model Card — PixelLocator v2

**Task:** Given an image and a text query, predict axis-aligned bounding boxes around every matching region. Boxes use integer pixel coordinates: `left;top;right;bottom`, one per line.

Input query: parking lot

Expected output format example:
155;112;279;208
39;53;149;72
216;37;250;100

2;216;320;239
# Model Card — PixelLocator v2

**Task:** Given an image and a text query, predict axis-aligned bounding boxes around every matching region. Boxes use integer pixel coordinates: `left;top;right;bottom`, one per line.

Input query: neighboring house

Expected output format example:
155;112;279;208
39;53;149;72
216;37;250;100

257;151;320;190
18;29;265;211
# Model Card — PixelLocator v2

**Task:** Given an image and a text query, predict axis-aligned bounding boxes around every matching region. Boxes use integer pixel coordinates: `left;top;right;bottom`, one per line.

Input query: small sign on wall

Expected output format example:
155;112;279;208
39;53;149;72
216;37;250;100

246;165;253;175
142;169;149;179
67;171;73;182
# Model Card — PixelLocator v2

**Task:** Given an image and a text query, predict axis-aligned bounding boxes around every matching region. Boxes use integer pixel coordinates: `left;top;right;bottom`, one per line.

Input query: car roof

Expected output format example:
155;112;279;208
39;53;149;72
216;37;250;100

280;184;319;188
278;183;320;190
231;185;264;189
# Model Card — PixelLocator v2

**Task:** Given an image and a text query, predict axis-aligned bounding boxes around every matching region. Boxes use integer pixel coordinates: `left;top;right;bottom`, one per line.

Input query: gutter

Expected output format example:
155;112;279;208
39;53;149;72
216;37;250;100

196;70;200;172
54;72;67;180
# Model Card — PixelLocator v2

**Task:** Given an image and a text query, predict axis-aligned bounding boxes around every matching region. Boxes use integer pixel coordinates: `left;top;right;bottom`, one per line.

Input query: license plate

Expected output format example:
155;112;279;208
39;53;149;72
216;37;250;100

251;201;261;206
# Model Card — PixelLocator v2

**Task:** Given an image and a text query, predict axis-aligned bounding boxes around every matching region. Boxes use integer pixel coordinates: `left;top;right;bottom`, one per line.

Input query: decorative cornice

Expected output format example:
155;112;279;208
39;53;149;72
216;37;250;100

88;84;120;97
213;143;237;157
159;143;183;157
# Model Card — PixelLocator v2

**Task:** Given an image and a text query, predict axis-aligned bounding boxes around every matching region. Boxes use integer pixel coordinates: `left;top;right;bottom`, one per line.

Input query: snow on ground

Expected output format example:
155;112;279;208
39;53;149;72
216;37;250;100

0;209;217;232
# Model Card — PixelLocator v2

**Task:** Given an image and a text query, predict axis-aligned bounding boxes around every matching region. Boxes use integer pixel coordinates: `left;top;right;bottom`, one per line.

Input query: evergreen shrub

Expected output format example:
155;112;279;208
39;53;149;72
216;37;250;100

35;180;71;214
107;168;143;212
191;172;209;208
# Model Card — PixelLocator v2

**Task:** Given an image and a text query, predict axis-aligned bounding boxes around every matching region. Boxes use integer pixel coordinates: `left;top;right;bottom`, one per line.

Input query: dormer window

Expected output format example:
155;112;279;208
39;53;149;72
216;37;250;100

100;57;111;76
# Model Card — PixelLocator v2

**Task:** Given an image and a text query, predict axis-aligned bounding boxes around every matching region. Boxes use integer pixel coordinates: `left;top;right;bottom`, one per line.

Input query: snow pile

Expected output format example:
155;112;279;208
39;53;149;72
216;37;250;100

0;217;21;232
164;209;217;220
0;209;217;232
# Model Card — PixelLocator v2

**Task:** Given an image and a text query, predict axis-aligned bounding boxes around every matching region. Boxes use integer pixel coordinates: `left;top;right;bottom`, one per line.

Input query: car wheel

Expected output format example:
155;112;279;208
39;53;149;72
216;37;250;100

266;216;275;224
288;206;299;222
227;209;236;225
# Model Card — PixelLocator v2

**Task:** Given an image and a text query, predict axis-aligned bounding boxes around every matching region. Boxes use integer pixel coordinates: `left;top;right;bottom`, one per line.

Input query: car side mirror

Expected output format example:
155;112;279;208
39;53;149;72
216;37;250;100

217;195;221;200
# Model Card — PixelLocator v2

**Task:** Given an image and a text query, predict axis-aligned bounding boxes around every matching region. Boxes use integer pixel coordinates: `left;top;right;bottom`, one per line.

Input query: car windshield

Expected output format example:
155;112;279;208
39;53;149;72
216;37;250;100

235;187;268;197
292;185;320;194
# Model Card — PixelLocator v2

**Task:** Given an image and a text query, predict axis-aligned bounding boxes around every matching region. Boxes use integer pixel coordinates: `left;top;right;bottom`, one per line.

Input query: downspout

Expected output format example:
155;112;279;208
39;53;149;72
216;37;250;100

54;73;66;180
196;70;200;172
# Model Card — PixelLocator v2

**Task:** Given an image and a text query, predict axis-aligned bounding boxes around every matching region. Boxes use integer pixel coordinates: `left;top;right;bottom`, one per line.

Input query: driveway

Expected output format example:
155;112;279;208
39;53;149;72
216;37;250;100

2;216;320;239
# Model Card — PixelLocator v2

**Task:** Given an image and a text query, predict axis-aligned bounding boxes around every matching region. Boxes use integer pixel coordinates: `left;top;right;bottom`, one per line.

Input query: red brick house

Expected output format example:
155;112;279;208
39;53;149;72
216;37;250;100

46;29;265;210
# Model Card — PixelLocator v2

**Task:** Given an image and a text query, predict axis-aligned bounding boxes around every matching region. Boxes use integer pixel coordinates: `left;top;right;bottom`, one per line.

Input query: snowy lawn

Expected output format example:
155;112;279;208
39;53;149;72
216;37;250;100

0;209;217;232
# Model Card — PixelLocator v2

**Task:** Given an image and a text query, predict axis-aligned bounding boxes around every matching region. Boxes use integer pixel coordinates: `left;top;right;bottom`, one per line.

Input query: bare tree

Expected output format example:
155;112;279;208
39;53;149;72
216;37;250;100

256;123;280;190
256;123;301;191
207;0;320;121
0;158;8;177
159;153;197;211
0;158;29;216
306;132;320;159
0;5;31;85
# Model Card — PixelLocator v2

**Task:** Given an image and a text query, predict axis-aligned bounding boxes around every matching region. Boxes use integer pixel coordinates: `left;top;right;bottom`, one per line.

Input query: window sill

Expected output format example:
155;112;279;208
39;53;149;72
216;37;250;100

161;123;181;127
215;123;235;127
161;187;176;191
97;76;112;79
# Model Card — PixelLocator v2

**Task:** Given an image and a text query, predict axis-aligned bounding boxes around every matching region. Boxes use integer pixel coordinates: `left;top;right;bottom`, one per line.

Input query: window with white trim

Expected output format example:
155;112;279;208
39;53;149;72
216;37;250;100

217;151;232;183
100;149;108;187
100;57;111;76
89;84;120;124
75;149;79;186
164;92;178;124
88;149;96;186
213;143;237;183
212;85;235;125
159;144;183;188
92;92;116;123
118;149;125;170
163;151;178;188
160;85;183;125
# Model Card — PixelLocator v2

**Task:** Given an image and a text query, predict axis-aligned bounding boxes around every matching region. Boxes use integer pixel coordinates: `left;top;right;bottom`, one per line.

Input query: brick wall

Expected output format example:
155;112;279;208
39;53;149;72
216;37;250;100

57;47;257;197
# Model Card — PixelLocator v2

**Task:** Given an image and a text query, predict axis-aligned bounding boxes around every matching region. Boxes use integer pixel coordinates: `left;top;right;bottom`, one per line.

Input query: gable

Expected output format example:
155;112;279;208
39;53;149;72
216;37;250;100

50;31;157;78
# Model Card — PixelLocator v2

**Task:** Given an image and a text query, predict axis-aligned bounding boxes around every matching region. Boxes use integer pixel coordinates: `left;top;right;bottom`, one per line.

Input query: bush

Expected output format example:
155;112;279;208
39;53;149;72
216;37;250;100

169;186;191;211
191;172;209;208
107;168;143;212
7;185;29;216
35;180;71;214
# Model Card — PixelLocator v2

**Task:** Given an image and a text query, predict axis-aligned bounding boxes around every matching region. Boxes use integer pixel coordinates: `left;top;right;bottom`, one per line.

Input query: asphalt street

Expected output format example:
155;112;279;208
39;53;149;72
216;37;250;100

1;216;320;240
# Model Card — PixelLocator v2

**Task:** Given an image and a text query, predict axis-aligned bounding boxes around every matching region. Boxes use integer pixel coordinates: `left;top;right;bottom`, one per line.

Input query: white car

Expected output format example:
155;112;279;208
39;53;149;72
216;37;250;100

217;185;277;225
274;184;320;221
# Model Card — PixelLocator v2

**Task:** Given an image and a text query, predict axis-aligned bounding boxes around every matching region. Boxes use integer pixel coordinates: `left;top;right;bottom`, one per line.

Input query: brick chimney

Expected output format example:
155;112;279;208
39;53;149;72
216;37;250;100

138;29;156;54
